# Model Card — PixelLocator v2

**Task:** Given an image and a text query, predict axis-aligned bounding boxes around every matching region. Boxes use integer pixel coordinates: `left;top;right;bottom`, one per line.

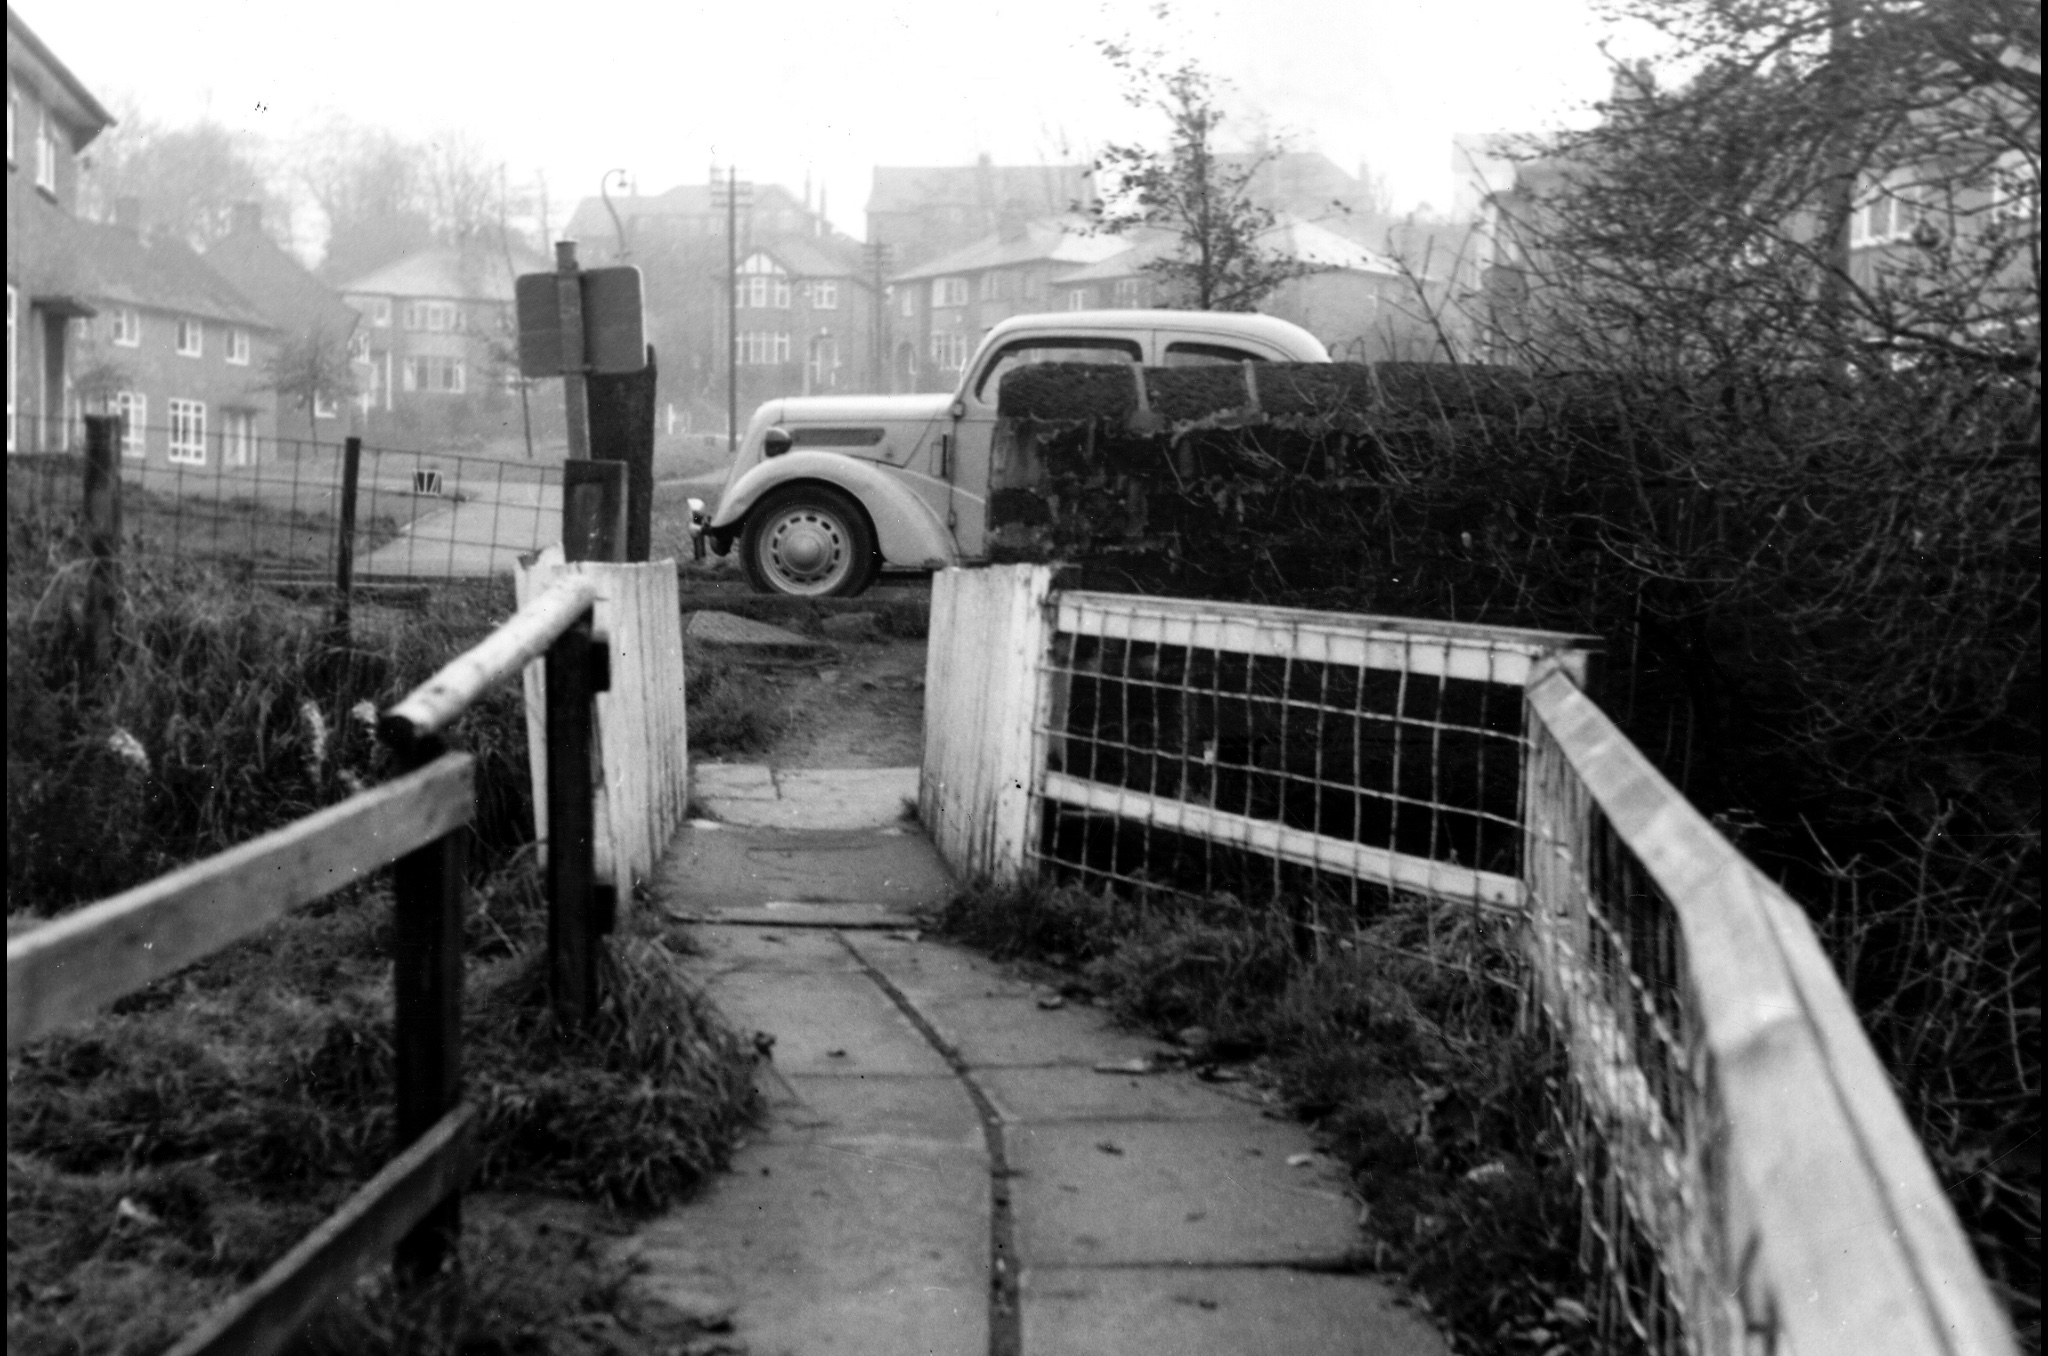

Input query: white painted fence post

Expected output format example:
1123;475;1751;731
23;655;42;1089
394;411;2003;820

514;548;691;916
920;565;1053;884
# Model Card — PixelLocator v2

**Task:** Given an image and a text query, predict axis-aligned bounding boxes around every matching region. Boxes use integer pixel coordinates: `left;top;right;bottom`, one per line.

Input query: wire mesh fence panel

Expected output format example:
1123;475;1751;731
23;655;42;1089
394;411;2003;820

349;443;562;580
1524;708;1726;1355
1523;670;2015;1356
13;427;567;587
1032;591;1596;927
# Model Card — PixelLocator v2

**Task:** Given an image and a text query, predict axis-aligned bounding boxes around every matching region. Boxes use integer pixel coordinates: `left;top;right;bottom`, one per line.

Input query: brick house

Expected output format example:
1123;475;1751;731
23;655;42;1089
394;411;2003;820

1050;218;1442;363
865;157;1093;272
886;219;1126;392
64;200;283;469
338;244;546;442
729;235;875;405
7;6;114;453
564;177;874;426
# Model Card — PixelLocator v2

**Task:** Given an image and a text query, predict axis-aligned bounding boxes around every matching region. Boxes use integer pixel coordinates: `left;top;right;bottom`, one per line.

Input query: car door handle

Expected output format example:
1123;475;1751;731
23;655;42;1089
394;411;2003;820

938;432;953;480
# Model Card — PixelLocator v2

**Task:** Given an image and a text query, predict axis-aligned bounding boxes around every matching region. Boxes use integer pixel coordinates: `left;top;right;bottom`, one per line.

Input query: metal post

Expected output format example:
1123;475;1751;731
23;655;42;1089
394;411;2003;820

544;611;600;1027
556;241;590;459
332;436;362;643
390;737;466;1286
82;415;122;674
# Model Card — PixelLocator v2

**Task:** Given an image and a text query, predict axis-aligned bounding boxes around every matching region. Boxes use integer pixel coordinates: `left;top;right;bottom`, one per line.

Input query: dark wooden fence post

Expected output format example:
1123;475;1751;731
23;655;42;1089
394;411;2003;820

389;735;467;1287
544;610;602;1026
562;458;627;564
586;343;657;562
332;436;362;644
82;415;122;673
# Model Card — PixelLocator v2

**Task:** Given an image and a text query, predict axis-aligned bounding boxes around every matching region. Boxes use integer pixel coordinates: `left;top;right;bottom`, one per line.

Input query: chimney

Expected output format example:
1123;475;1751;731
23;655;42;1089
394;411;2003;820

232;201;263;235
996;201;1029;244
114;197;143;234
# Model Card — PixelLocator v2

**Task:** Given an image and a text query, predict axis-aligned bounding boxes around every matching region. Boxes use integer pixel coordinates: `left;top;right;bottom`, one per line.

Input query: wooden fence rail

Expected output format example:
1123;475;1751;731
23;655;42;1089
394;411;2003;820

5;571;630;1356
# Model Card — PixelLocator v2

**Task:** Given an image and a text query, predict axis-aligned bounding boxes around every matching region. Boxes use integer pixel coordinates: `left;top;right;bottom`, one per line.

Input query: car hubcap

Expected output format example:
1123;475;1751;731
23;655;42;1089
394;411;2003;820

765;509;847;590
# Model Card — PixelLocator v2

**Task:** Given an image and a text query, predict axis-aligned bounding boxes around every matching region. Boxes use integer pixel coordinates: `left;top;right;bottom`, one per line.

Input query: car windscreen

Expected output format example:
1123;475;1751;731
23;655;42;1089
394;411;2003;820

972;337;1143;402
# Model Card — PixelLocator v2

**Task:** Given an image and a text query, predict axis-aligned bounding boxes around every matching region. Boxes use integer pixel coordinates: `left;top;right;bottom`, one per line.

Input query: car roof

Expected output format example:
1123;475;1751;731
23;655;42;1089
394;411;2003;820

978;309;1330;361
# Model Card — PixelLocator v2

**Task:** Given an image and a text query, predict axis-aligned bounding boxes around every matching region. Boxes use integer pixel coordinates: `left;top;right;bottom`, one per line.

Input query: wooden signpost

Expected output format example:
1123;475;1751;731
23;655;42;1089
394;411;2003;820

516;245;652;561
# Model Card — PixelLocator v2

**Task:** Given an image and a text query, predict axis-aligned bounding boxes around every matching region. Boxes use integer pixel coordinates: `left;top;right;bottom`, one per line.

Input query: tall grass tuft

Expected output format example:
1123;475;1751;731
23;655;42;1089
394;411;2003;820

7;519;760;1352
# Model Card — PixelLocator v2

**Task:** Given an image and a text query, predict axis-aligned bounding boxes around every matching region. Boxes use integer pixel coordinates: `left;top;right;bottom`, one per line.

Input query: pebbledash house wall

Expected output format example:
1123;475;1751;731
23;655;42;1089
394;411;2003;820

73;291;282;468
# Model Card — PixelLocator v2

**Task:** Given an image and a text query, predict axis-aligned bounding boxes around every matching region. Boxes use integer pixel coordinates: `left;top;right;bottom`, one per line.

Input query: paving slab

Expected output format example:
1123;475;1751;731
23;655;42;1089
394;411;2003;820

979;1064;1265;1124
654;819;954;911
702;967;951;1078
688;924;872;976
912;992;1164;1069
844;932;1041;1004
635;791;1446;1355
684;608;836;658
1008;1118;1358;1266
1020;1265;1445;1356
692;764;922;830
622;1134;987;1356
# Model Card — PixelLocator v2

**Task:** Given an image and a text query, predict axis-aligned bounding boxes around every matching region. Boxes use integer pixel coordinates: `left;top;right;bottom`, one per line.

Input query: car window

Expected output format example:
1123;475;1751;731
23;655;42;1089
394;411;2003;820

973;337;1142;402
1161;341;1271;367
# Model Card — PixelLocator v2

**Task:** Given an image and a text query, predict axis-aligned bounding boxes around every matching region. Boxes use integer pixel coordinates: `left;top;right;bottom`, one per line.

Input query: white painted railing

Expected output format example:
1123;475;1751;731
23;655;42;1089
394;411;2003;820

918;564;2016;1356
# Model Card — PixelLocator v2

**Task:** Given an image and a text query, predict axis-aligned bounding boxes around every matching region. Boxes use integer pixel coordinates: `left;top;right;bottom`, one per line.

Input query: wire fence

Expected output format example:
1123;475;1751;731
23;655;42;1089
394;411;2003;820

7;426;563;586
940;574;2014;1356
1032;591;1590;927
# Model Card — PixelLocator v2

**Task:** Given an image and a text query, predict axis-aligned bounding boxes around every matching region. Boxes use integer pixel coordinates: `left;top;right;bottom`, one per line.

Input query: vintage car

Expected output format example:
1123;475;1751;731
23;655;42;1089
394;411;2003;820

693;310;1331;596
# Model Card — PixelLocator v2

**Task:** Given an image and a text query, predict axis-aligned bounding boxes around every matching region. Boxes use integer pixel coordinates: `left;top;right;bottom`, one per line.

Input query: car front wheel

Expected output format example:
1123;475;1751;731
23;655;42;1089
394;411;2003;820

740;486;878;597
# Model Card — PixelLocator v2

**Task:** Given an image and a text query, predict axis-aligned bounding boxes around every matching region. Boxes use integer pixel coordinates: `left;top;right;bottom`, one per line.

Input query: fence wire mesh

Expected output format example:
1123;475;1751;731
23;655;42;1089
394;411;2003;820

8;431;562;585
1031;592;1582;927
1524;709;1726;1355
1016;586;2006;1356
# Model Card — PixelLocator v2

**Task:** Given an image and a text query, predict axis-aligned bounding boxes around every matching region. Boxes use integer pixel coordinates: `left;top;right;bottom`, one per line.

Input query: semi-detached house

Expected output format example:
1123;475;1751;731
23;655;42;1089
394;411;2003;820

11;10;305;469
339;246;544;433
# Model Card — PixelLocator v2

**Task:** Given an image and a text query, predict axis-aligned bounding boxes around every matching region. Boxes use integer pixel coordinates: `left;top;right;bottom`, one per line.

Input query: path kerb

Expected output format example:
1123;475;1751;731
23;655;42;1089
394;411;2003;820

630;764;1449;1356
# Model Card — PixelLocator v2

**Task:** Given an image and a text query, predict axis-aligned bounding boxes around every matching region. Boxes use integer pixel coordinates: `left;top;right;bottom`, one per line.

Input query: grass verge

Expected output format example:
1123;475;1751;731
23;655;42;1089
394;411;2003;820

933;879;1601;1355
8;529;762;1353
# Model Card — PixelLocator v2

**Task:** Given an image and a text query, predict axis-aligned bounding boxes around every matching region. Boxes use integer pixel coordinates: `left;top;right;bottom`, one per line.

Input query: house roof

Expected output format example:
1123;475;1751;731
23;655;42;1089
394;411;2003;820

563;182;809;245
205;220;360;341
7;8;116;149
1052;218;1403;285
867;162;1092;217
336;243;548;302
890;220;1129;283
752;234;867;280
53;216;273;328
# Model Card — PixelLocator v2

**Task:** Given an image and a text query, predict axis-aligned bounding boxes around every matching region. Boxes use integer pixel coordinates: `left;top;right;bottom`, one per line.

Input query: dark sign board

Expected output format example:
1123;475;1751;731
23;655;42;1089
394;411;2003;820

516;266;647;377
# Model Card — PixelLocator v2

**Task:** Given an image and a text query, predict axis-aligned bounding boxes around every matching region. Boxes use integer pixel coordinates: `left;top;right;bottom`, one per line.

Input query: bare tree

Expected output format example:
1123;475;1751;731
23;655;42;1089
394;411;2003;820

1086;34;1324;311
81;109;286;249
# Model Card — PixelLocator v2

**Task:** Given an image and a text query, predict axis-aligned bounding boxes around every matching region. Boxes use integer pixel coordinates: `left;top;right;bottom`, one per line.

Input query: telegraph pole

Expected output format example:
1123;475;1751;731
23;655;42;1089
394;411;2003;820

864;240;893;392
710;168;753;454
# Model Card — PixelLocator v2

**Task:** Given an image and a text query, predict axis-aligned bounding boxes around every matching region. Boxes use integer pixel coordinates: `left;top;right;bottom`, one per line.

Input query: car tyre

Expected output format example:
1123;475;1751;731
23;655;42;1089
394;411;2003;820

740;485;879;597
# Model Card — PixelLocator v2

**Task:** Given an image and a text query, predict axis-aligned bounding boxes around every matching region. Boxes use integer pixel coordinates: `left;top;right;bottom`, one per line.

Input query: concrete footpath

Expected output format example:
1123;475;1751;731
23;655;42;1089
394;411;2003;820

630;764;1447;1356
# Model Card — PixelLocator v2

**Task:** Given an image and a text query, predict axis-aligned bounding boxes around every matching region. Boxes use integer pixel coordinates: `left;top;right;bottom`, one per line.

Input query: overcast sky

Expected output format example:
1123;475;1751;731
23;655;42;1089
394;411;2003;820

20;0;1642;239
